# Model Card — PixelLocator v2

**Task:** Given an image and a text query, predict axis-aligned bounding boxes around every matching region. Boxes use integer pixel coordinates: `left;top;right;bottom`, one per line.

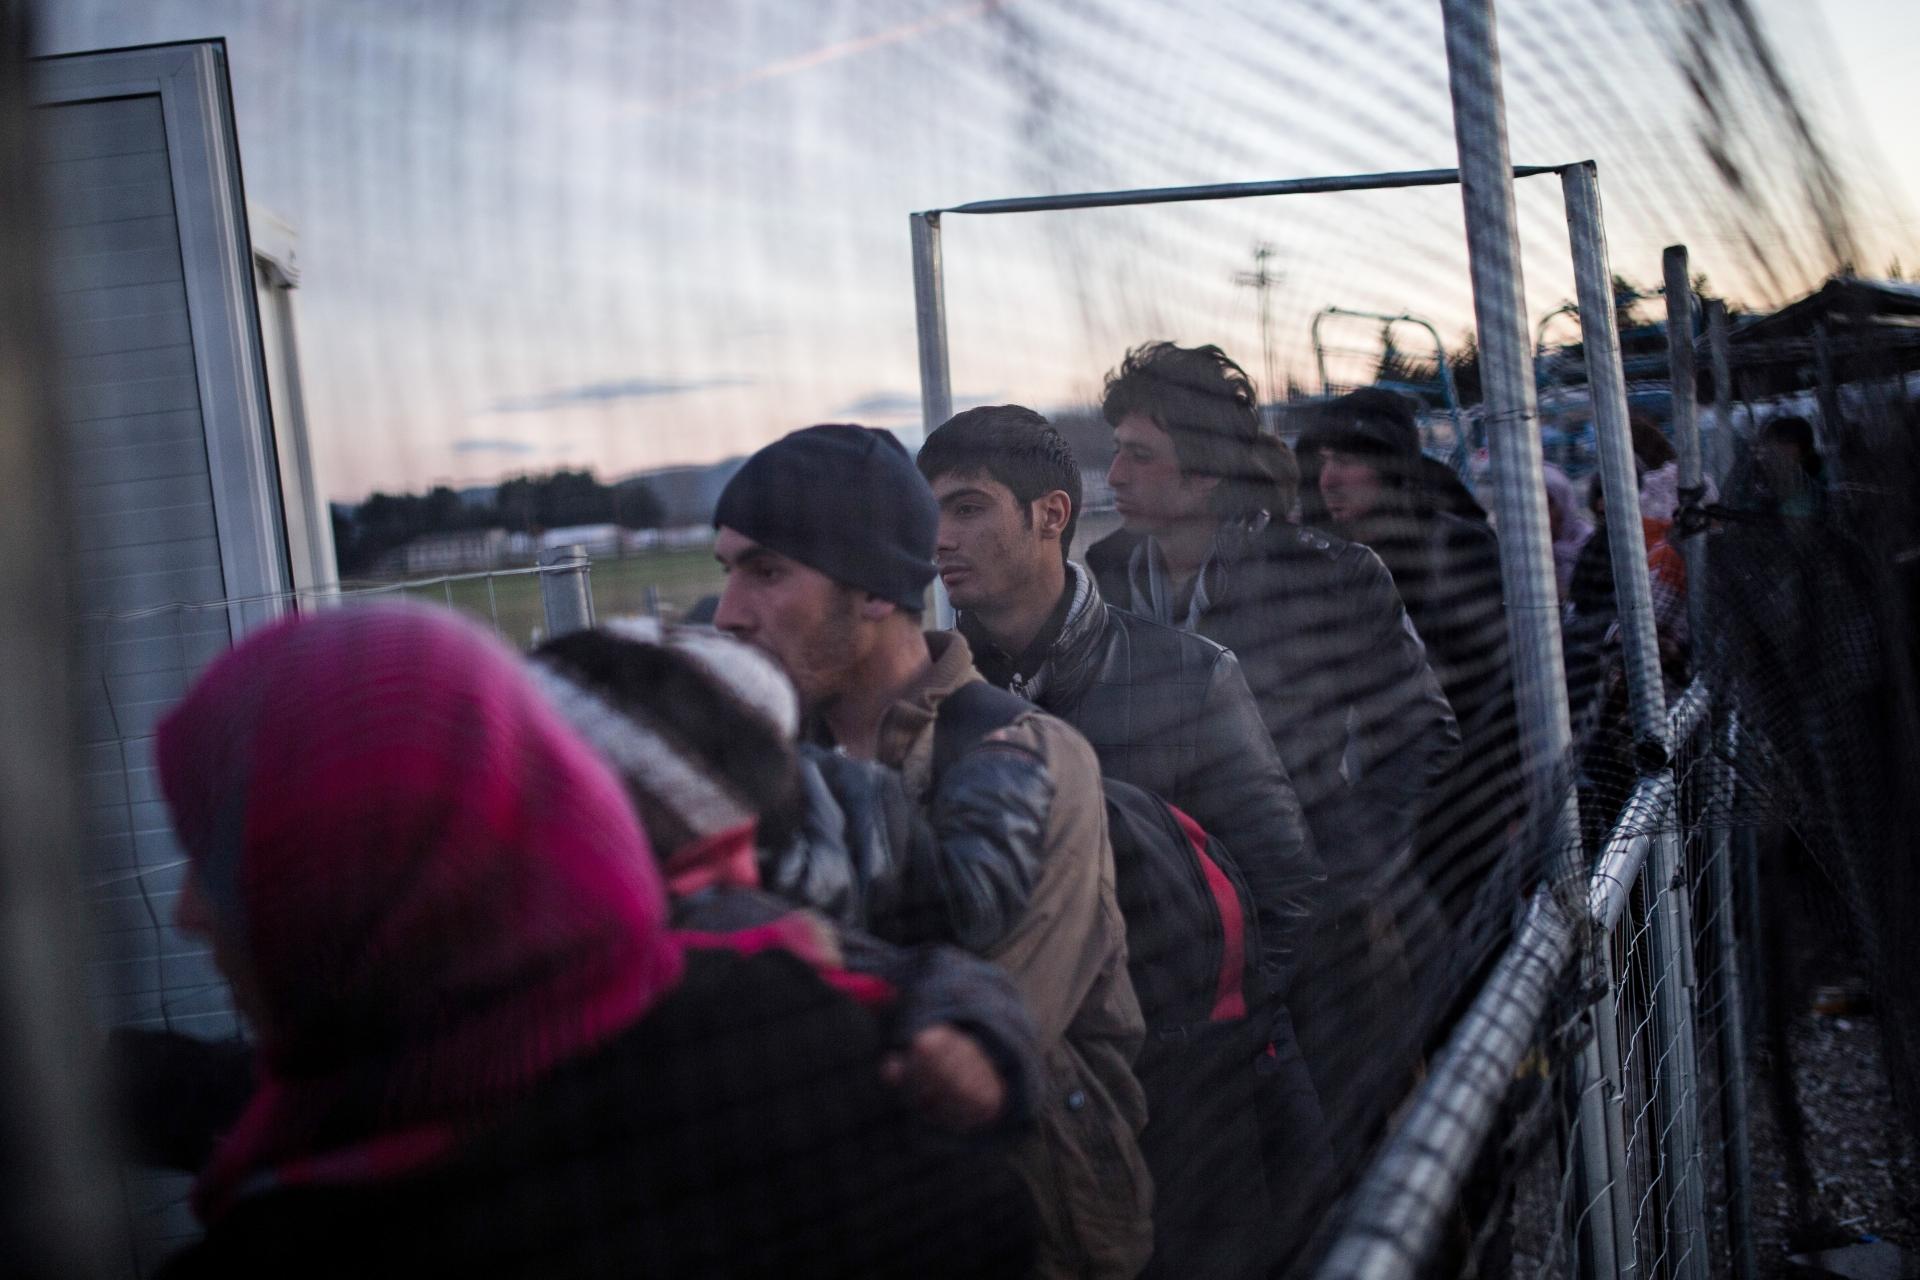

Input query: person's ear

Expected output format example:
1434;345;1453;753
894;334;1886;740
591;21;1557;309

860;595;897;622
1033;491;1073;543
1185;473;1221;498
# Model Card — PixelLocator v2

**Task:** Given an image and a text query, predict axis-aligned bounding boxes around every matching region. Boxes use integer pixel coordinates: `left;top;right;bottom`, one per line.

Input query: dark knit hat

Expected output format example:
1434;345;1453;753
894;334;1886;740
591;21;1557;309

1314;387;1422;463
530;619;804;858
714;424;938;610
1296;389;1425;509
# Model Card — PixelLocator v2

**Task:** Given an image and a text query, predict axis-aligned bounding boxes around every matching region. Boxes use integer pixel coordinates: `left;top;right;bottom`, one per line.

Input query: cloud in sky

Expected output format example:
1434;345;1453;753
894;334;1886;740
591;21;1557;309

488;376;751;415
832;389;1003;419
452;437;540;455
628;0;1003;118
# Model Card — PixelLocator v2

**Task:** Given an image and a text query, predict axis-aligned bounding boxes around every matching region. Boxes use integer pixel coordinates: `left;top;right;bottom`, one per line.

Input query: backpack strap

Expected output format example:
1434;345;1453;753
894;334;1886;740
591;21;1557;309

930;680;1033;789
1165;803;1250;1023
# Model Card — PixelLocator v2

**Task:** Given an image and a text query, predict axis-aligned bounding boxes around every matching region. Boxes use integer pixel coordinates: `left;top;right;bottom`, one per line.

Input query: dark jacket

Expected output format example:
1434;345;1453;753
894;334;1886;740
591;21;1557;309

960;564;1321;994
962;567;1326;1279
110;897;1044;1170
1323;511;1526;988
156;948;1038;1280
672;887;1041;1133
1088;522;1459;900
1361;514;1511;749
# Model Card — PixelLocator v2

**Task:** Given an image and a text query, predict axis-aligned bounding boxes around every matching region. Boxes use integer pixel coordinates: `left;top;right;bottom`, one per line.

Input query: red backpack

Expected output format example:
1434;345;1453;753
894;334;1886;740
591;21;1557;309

932;681;1265;1034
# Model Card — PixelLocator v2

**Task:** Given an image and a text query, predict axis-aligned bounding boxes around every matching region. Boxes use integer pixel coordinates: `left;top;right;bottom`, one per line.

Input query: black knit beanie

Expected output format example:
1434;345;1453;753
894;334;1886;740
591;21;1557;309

1317;387;1422;463
714;424;938;611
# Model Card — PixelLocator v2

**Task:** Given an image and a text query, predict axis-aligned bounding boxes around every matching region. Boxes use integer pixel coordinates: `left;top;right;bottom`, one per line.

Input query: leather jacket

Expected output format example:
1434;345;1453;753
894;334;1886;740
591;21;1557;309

881;632;1154;1279
761;747;918;931
961;565;1324;994
1088;522;1459;900
795;634;1153;1277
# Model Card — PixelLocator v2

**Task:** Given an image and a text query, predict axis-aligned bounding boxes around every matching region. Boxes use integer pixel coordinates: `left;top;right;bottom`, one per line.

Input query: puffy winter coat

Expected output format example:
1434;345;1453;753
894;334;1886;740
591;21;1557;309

1088;523;1459;900
959;564;1320;994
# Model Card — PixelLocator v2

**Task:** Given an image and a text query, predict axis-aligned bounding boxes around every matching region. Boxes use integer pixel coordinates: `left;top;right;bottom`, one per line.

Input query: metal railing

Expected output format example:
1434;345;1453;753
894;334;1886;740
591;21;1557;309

1317;6;1758;1277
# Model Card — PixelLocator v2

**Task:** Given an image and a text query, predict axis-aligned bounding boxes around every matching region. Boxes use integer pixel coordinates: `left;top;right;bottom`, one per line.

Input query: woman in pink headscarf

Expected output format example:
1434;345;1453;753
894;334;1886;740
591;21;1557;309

151;603;1033;1279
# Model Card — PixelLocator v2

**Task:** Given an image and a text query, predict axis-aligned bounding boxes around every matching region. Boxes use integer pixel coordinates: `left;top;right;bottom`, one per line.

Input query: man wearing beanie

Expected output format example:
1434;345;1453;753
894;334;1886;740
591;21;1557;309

1296;388;1514;796
714;424;1153;1279
528;619;1042;1141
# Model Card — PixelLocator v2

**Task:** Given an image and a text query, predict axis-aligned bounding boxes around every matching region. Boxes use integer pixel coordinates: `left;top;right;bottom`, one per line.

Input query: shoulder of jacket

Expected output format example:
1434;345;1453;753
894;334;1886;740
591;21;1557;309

1254;522;1389;585
994;705;1101;779
1084;528;1140;571
1104;603;1229;661
1437;511;1499;549
1259;521;1347;559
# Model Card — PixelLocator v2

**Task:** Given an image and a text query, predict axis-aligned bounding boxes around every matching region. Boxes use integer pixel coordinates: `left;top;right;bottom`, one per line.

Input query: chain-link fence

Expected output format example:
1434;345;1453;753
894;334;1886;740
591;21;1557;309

9;0;1919;1277
1316;278;1920;1279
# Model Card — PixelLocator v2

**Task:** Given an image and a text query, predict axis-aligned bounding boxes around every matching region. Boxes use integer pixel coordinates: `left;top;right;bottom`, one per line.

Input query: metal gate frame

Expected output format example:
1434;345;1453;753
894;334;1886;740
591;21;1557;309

905;4;1722;1275
1309;304;1472;475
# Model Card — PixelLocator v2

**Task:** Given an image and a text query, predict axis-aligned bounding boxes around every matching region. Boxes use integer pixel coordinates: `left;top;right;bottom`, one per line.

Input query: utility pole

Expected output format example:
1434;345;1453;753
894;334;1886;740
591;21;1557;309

1235;242;1281;401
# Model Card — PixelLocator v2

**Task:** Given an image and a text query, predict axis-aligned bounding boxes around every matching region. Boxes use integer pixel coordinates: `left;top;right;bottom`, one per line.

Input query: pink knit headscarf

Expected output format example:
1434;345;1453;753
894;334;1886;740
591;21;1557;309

156;603;683;1221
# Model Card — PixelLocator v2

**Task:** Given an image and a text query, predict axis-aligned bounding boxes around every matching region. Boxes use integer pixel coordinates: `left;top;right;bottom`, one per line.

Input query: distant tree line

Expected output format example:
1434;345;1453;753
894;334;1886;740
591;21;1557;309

333;470;665;574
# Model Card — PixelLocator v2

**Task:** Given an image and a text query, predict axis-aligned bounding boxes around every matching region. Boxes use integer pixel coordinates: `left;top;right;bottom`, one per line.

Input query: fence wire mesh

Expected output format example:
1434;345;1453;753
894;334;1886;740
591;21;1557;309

7;1;1920;1278
70;559;621;1273
1337;371;1920;1280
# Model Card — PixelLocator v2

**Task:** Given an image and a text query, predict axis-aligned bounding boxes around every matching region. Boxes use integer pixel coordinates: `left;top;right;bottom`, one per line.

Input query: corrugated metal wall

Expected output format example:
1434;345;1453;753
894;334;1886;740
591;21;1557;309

37;63;276;1271
44;90;237;1043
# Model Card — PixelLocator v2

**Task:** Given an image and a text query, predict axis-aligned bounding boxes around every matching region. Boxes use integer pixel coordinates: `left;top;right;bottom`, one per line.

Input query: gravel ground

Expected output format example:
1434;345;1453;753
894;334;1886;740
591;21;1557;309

1745;989;1920;1275
1501;905;1917;1279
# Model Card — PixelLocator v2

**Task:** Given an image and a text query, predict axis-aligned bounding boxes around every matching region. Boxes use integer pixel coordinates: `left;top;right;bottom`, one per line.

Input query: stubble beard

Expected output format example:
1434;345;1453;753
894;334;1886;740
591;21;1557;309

791;585;865;716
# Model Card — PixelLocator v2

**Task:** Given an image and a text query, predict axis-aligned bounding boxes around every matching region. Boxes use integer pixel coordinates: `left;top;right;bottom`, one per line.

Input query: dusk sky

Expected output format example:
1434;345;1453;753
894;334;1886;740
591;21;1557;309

37;0;1920;501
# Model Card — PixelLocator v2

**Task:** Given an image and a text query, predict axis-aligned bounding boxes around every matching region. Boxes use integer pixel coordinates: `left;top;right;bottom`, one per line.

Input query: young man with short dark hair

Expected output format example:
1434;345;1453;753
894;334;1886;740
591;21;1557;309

1087;342;1460;1193
1091;344;1457;859
918;404;1320;999
711;423;1152;1280
918;403;1327;1277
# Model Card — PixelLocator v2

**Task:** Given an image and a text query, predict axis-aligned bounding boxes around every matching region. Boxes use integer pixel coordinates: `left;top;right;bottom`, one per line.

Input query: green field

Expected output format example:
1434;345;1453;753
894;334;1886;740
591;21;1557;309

350;547;727;649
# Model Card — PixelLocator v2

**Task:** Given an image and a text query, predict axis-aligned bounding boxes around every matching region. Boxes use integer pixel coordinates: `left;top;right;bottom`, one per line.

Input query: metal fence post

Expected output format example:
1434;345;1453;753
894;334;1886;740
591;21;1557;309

1666;247;1711;673
1707;298;1735;484
910;211;954;437
1712;718;1761;1280
1317;8;1605;1274
1564;166;1667;747
1442;0;1573;796
911;210;957;628
1573;976;1629;1280
1670;249;1759;1280
1437;6;1618;1276
539;544;594;638
1564;165;1709;1280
